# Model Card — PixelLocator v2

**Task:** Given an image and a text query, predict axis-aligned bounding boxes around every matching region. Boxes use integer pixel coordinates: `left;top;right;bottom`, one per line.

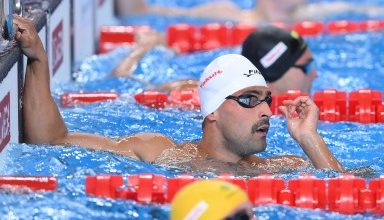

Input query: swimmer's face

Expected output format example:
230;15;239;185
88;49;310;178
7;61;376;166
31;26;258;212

277;48;317;94
214;86;272;157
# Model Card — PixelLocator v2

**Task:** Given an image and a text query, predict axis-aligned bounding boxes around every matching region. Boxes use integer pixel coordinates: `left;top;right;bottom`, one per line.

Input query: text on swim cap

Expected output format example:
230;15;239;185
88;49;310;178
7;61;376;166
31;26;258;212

260;42;288;69
244;69;261;77
200;69;223;88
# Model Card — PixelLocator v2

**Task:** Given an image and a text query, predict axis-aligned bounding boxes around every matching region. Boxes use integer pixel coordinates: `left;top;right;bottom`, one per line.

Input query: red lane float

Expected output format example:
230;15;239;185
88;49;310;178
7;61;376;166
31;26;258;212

369;175;384;214
60;92;119;107
0;176;57;191
84;174;384;216
167;24;196;53
134;90;168;109
134;88;200;110
169;88;200;109
288;175;326;209
314;89;347;122
327;20;361;34
254;88;384;123
293;21;324;37
230;23;256;46
248;174;285;205
99;25;152;54
217;173;247;191
199;23;229;51
360;20;384;32
328;174;367;214
167;23;257;53
348;89;382;124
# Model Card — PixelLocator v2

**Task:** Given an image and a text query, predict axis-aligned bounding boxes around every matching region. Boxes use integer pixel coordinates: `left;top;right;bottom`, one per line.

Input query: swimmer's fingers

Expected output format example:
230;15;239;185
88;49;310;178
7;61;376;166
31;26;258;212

13;15;44;60
278;105;289;118
282;96;312;107
281;96;318;118
13;15;35;35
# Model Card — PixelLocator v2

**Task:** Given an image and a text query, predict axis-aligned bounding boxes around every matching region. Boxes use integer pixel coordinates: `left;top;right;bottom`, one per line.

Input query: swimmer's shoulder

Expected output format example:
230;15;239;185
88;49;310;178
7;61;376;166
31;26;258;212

117;132;177;162
242;155;307;169
264;155;308;169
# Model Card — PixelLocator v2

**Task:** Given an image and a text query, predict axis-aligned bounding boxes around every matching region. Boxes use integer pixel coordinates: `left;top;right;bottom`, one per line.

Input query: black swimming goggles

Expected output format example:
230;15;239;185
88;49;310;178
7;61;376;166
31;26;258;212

225;94;272;108
292;58;314;75
224;209;254;220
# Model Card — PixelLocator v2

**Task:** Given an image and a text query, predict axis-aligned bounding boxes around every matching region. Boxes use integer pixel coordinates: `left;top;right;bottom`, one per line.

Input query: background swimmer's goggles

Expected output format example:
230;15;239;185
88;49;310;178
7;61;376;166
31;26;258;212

224;209;253;220
226;94;272;108
292;58;314;75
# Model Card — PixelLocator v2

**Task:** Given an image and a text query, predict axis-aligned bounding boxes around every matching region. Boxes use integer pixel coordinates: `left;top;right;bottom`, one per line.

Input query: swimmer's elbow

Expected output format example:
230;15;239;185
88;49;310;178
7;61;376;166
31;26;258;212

24;125;68;145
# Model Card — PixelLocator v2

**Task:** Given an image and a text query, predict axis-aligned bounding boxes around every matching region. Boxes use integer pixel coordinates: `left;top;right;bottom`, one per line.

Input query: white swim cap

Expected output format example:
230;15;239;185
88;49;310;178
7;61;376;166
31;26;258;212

198;54;267;118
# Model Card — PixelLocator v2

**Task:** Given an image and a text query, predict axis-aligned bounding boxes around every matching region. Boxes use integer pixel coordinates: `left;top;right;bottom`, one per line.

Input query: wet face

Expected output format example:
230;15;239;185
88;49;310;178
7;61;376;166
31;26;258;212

215;86;272;157
271;48;317;94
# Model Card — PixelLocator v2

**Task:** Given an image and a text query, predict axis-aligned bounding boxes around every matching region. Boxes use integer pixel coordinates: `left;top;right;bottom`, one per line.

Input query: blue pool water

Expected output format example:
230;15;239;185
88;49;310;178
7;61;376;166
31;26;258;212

2;2;384;220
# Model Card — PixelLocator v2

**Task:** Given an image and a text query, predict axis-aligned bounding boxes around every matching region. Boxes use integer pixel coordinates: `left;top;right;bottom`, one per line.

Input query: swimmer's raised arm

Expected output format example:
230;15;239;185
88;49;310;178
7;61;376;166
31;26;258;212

279;96;345;171
14;15;67;145
15;15;174;162
112;31;165;77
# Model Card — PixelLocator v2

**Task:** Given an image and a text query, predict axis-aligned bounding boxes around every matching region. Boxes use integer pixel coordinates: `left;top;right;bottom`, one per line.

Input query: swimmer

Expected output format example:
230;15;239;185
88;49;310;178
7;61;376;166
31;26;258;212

241;25;317;95
114;0;384;24
113;25;316;95
16;15;344;174
170;180;255;220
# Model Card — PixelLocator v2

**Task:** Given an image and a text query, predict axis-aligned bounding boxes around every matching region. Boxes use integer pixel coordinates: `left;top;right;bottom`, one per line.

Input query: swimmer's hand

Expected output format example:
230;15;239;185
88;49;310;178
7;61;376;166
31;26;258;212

278;96;319;143
279;96;344;171
13;15;45;60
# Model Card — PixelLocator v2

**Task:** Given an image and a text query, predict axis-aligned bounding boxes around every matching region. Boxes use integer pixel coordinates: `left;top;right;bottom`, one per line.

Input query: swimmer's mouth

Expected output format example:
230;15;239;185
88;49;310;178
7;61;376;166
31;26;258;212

256;125;269;134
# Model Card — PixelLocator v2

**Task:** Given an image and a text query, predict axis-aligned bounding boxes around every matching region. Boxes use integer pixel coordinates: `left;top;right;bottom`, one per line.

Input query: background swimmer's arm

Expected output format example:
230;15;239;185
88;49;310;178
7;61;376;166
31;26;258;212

112;31;165;77
279;96;345;171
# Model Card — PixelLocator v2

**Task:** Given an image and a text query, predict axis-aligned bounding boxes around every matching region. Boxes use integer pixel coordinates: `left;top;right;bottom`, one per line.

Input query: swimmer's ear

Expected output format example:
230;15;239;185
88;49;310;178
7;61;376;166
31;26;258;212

205;112;217;122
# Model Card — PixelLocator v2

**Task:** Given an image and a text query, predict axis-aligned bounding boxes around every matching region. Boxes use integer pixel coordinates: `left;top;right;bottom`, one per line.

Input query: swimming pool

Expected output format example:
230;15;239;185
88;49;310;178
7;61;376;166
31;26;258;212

2;3;384;220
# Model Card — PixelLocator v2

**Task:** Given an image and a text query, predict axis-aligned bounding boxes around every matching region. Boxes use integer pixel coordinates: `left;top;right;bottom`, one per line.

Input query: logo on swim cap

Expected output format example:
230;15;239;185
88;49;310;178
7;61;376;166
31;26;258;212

244;69;261;77
198;54;267;118
199;69;223;88
260;42;288;69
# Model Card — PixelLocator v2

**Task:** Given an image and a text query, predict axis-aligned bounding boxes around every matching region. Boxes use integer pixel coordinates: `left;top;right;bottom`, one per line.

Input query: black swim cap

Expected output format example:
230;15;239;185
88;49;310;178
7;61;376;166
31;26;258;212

241;25;307;82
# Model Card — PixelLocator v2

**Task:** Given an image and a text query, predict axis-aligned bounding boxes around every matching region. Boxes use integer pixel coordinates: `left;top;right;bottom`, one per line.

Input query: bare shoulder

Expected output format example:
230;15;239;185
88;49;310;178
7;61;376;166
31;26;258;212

265;155;307;168
153;141;200;165
117;132;177;162
242;154;307;171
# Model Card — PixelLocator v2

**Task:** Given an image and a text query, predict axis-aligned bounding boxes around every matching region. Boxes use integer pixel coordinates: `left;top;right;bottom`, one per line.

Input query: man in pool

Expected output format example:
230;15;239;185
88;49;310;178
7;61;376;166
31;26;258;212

15;15;344;173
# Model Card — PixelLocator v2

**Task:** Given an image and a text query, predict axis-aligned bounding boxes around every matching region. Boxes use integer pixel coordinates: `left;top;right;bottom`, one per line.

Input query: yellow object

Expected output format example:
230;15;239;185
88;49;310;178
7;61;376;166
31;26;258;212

170;180;249;220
